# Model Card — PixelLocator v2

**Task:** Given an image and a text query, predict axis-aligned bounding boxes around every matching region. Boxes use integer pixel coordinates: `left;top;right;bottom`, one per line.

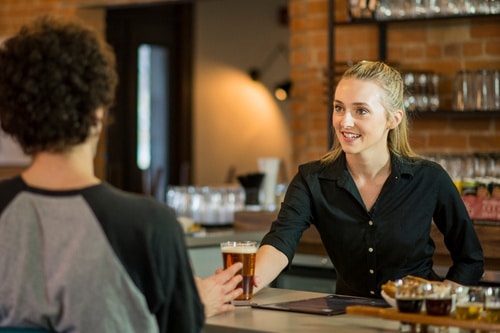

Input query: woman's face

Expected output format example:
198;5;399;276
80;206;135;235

333;78;396;158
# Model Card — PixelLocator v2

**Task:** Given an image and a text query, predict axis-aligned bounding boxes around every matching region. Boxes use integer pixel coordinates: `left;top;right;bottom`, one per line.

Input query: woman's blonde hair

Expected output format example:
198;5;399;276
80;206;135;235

321;60;418;164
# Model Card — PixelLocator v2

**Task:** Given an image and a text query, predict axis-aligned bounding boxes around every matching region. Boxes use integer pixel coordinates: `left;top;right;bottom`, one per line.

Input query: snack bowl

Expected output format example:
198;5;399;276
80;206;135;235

381;290;396;308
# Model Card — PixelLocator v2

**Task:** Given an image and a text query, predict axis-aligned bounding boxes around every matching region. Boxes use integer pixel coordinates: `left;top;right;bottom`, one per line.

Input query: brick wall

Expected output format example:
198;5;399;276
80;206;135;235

0;0;499;175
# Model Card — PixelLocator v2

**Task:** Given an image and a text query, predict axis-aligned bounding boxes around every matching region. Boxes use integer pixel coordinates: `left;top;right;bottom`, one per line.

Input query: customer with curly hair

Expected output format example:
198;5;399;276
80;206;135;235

0;15;242;333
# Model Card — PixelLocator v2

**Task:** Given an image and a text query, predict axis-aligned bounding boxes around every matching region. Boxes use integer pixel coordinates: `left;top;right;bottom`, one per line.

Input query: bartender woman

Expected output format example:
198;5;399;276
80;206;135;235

254;60;484;298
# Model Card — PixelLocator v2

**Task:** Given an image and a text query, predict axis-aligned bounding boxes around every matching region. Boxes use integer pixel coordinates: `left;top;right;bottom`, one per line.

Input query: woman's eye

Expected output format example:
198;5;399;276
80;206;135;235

357;108;368;115
334;105;343;112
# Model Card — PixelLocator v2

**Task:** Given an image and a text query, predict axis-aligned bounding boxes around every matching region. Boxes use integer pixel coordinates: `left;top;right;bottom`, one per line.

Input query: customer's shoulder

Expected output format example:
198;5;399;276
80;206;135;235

88;183;177;221
0;175;24;189
0;176;25;209
86;185;185;250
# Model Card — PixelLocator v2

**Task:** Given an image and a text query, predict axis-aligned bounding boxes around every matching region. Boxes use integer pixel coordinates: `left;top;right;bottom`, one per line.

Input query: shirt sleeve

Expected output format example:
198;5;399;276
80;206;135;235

260;167;314;264
153;209;205;333
432;169;484;285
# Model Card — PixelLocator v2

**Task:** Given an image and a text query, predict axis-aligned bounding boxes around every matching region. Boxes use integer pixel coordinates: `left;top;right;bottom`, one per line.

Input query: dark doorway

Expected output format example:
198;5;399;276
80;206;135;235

106;4;193;201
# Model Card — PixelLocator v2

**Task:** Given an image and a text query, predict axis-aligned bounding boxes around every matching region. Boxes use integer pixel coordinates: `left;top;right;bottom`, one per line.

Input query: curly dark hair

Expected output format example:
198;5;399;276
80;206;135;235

0;15;118;154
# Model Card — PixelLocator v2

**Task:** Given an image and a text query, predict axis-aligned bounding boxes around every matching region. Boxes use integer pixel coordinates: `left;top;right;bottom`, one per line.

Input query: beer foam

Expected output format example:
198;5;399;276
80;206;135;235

221;246;257;254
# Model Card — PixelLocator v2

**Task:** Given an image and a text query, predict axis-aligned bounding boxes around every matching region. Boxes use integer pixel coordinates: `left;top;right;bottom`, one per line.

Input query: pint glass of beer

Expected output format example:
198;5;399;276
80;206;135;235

220;241;257;301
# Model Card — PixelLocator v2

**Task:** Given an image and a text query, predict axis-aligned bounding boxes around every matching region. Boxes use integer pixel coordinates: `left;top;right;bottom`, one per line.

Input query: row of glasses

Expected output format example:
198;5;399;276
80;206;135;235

166;185;245;227
453;69;500;111
374;0;500;20
426;153;500;197
395;279;500;332
455;286;500;324
395;279;453;315
395;279;450;332
402;69;500;113
426;153;500;179
403;71;440;112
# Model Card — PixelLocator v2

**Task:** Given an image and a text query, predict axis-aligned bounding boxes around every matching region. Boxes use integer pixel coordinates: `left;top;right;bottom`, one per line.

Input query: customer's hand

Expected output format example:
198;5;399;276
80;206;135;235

195;262;243;317
253;275;262;289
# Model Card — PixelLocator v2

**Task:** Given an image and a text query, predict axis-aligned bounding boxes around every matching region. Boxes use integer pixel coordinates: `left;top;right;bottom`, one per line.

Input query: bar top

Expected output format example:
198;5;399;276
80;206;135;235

204;288;400;333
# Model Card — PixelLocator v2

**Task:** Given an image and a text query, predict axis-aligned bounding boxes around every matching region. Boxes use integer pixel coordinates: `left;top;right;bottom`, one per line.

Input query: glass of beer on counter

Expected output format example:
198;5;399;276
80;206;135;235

220;241;257;302
424;283;453;316
454;286;485;320
395;279;425;313
485;287;500;323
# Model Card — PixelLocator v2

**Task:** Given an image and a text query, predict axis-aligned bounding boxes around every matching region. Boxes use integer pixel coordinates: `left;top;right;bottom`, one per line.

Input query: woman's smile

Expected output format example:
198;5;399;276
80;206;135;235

341;131;361;142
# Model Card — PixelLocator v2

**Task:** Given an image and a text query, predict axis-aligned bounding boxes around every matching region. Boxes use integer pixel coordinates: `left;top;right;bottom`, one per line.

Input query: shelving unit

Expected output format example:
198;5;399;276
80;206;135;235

336;13;500;61
410;110;500;120
326;0;500;139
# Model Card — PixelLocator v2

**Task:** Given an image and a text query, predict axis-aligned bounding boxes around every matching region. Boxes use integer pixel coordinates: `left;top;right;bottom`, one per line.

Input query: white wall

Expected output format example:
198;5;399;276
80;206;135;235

193;0;292;186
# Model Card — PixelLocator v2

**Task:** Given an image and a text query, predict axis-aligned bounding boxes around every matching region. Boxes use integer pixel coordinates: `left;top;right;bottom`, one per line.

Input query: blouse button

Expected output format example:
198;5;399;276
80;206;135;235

369;269;374;274
368;220;374;226
370;290;375;295
368;247;374;253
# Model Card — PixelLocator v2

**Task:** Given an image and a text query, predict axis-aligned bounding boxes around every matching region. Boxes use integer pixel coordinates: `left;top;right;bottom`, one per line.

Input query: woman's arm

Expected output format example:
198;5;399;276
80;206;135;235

253;244;289;294
433;168;484;285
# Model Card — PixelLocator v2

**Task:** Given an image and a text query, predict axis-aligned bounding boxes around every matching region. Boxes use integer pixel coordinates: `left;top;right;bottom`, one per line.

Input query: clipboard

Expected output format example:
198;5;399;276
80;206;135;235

251;294;390;316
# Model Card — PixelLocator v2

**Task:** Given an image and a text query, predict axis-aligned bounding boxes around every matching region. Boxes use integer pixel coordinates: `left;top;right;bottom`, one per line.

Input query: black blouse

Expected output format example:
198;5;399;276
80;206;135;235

260;153;484;298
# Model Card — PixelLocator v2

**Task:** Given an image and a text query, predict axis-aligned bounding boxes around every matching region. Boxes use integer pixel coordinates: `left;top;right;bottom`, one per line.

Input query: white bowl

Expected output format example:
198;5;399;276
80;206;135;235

381;290;396;308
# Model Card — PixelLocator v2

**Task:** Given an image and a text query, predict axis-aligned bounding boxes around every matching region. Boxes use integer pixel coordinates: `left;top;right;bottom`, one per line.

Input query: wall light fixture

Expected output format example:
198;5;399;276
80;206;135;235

248;44;291;101
274;80;292;101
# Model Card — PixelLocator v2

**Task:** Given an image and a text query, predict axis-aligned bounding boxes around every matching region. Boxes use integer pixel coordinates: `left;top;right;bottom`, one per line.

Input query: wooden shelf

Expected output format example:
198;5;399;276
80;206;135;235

336;13;500;25
409;110;500;120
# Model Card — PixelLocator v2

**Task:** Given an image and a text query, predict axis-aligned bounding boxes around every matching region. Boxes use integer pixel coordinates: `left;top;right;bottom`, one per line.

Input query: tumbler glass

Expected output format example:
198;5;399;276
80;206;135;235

490;0;500;14
424;283;453;316
396;279;425;332
390;0;407;18
406;0;427;17
475;69;492;111
453;70;476;111
440;0;460;15
477;0;492;13
455;286;485;320
416;72;429;111
429;73;440;111
490;70;500;110
396;279;425;313
375;0;392;19
221;241;257;302
427;0;441;15
403;72;417;112
485;287;500;323
461;0;479;14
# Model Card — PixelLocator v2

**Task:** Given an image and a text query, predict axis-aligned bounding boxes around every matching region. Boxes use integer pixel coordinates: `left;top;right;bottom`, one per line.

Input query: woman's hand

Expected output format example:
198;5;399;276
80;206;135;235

195;262;243;318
